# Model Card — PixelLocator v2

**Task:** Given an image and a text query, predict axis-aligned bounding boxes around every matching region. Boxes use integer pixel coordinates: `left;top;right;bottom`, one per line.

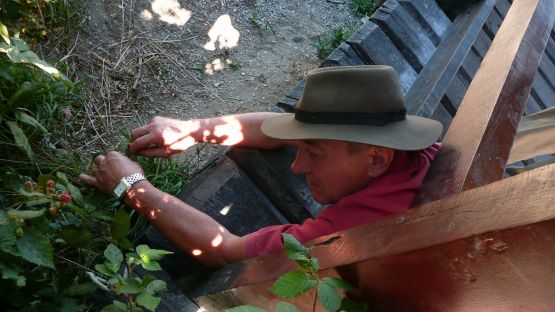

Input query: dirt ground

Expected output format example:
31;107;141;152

68;0;359;162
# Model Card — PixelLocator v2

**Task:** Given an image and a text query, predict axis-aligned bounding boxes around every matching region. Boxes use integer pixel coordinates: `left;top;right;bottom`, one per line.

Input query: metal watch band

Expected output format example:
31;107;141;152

113;173;146;200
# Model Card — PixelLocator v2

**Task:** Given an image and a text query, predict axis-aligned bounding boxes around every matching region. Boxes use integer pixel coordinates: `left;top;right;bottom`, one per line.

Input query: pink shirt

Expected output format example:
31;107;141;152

244;143;440;257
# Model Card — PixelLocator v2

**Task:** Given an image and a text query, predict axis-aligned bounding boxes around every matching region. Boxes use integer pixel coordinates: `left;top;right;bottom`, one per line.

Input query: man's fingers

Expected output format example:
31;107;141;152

94;155;105;165
129;133;158;154
137;147;171;158
130;125;150;141
78;174;98;187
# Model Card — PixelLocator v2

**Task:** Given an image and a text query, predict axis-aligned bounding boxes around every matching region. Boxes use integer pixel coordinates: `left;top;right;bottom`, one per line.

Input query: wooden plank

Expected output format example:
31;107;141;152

472;30;492;59
370;0;437;72
538;56;555;91
482;3;504;39
414;0;555;205
405;0;496;117
443;74;470;111
430;102;453;139
398;0;451;46
322;41;367;67
494;0;512;18
347;21;417;93
177;157;289;236
226;147;324;222
189;164;555;308
530;70;554;109
276;80;305;111
524;95;543;115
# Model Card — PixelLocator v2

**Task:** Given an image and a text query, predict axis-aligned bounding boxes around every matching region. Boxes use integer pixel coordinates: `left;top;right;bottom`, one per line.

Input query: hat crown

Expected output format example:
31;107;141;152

298;65;405;114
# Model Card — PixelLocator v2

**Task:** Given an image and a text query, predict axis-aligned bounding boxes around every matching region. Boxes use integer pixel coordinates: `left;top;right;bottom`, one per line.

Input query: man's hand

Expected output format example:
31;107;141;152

129;116;201;157
79;151;144;194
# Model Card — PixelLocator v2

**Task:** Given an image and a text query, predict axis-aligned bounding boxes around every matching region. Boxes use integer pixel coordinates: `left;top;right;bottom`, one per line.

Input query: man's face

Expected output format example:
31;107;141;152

289;140;376;204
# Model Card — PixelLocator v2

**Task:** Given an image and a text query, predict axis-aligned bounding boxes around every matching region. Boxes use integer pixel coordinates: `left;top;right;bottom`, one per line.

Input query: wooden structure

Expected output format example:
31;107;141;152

142;0;555;310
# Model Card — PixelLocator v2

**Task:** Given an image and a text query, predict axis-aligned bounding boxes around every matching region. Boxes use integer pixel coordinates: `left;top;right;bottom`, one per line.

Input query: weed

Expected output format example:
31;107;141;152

249;12;271;33
351;0;377;17
314;27;352;60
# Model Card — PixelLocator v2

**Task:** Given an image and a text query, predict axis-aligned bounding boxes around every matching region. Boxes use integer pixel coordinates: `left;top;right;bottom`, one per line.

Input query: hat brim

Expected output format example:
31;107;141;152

262;113;443;151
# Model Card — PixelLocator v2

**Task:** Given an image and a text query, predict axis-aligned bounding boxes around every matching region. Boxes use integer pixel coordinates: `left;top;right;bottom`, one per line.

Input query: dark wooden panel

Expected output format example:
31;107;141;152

347;21;417;93
538;56;555;90
431;102;453;139
494;0;512;17
322;42;367;67
276;79;306;111
405;0;496;117
524;95;543;115
370;0;437;72
227;147;323;222
398;0;451;46
443;74;470;111
482;2;504;39
530;70;554;109
177;157;288;235
414;0;555;205
472;30;493;58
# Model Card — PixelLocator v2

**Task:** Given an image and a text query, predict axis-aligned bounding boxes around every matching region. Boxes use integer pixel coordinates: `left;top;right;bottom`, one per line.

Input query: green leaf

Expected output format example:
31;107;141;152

318;281;342;312
8;81;38;108
340;298;369;312
66;183;85;207
16;111;48;133
61;225;92;248
0;21;9;44
136;244;173;271
111;208;130;243
11;37;29;52
224;306;266;312
269;271;317;298
104;244;123;272
282;233;310;262
276;302;300;312
116;277;143;294
56;172;70;185
95;263;114;276
0;212;16;252
6;121;34;162
100;300;128;312
66;282;98;296
25;198;50;207
145;279;167;295
0;261;26;287
136;293;161;312
16;228;55;269
322;277;355;290
9;208;45;219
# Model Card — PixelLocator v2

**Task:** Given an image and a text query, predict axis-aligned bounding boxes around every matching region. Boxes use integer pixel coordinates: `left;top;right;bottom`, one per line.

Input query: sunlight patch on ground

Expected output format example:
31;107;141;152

146;0;191;26
203;14;240;51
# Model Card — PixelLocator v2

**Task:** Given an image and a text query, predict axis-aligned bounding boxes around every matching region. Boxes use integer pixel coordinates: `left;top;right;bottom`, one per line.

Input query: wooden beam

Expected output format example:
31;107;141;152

189;164;555;309
413;0;555;205
405;0;496;117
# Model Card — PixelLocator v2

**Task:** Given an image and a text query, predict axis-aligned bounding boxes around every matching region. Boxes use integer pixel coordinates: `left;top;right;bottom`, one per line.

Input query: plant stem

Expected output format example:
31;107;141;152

313;290;318;312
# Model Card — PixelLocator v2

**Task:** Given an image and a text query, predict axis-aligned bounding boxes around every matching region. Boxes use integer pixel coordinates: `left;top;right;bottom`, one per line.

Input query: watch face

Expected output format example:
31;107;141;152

113;179;132;199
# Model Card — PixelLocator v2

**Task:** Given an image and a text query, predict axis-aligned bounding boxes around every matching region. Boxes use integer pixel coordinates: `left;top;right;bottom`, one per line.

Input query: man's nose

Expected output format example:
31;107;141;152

291;149;311;174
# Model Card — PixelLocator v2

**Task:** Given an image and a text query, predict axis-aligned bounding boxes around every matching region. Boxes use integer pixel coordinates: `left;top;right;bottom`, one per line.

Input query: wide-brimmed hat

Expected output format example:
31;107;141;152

261;65;442;150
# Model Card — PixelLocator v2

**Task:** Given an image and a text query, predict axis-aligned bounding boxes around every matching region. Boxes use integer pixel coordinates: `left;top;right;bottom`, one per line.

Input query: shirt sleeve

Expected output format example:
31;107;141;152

243;217;336;258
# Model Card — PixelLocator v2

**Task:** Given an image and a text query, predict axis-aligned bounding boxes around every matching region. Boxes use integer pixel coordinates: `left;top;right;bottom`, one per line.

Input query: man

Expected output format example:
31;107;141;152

79;65;442;267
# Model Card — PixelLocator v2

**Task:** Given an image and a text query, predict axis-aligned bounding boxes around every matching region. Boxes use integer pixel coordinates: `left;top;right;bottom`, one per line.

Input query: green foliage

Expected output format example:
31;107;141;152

0;0;82;47
235;234;368;311
92;243;171;312
249;12;271;33
314;27;352;60
350;0;377;17
0;20;188;311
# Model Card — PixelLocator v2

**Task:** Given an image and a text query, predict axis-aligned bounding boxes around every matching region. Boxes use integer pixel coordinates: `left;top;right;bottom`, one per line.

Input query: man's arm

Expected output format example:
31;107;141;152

79;152;247;267
128;112;288;157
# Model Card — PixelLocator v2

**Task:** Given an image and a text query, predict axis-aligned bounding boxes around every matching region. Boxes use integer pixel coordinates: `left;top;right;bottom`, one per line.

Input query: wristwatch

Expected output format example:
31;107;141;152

113;173;147;200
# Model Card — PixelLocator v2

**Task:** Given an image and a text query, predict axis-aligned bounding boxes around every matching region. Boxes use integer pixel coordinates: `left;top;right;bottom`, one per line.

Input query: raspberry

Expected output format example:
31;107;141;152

46;180;55;188
59;193;72;203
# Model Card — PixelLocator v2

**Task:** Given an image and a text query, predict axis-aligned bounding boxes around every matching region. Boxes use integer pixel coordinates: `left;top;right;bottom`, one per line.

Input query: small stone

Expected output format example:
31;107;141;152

214;82;221;87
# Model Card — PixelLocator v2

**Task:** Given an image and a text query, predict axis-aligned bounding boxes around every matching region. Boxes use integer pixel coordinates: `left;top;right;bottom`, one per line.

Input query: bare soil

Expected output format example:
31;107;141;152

69;0;359;163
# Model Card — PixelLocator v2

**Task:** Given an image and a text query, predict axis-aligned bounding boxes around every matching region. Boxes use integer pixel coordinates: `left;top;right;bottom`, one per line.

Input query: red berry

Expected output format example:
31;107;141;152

47;180;55;188
59;193;72;203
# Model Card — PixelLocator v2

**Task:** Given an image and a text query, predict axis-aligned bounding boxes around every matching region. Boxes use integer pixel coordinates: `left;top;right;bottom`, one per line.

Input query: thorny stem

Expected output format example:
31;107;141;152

125;293;135;312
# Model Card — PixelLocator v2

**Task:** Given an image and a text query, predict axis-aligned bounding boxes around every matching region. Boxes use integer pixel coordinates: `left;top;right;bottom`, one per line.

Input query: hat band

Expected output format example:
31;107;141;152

294;108;406;126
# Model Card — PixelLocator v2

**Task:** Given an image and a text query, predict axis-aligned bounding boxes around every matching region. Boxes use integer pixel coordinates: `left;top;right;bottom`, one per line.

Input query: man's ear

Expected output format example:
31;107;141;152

367;147;395;177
